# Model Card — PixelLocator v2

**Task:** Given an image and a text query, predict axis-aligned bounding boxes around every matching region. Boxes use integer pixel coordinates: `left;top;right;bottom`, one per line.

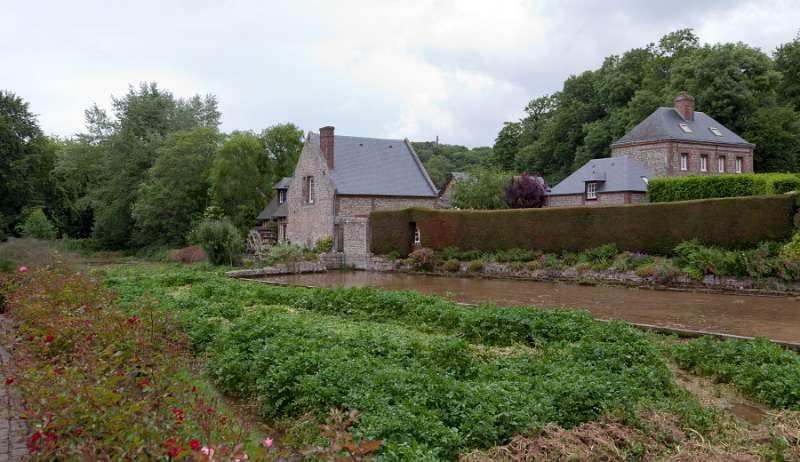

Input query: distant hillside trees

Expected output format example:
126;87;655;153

412;141;492;188
497;29;800;183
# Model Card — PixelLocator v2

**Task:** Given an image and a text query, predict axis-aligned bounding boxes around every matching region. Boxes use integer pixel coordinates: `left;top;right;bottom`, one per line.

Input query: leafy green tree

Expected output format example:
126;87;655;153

17;208;56;240
492;122;521;171
775;33;800;110
260;123;304;187
50;137;106;238
132;128;220;246
452;167;509;210
209;131;267;230
744;106;800;172
90;82;220;249
0;91;56;235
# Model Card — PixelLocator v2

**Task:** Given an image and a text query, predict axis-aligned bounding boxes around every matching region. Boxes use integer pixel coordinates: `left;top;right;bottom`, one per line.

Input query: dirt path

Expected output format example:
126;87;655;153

0;318;27;461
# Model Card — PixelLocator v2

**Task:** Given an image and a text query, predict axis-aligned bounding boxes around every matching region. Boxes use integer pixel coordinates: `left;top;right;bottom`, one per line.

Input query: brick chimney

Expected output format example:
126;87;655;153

319;126;334;169
674;92;695;121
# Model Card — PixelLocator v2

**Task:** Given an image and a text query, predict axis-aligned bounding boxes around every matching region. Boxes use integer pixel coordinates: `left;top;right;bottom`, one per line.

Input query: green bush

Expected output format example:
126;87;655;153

635;258;682;283
194;219;243;266
265;243;306;266
443;259;461;272
612;252;654;272
0;259;12;273
314;236;333;253
648;173;800;203
370;195;795;256
17;208;56;240
467;259;484;272
672;337;800;409
60;237;98;256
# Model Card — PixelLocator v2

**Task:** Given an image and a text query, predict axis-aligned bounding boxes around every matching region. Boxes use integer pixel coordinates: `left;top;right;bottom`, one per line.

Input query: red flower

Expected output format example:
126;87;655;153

4;377;14;385
30;431;41;443
72;427;83;436
168;446;182;458
44;335;54;343
126;316;140;326
189;439;201;450
191;386;197;394
219;415;228;425
165;437;176;448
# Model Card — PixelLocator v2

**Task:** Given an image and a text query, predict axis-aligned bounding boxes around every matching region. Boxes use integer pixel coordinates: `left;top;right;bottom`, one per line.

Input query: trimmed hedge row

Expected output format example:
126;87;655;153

648;173;800;203
370;194;796;256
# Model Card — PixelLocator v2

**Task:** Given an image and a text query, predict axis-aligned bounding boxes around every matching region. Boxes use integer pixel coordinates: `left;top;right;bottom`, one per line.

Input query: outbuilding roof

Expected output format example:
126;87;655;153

256;177;292;221
309;133;438;197
549;156;654;196
612;107;753;147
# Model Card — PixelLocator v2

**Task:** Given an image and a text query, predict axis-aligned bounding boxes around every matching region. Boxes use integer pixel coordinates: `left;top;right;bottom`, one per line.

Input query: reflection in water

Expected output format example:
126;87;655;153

256;271;800;343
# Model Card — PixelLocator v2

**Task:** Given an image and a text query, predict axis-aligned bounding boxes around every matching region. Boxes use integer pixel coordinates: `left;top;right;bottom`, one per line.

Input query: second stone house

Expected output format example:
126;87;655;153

283;126;438;267
548;92;756;207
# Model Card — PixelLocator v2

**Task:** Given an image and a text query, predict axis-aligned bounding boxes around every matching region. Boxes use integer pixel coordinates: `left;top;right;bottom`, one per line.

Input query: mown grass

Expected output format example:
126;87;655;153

105;263;720;461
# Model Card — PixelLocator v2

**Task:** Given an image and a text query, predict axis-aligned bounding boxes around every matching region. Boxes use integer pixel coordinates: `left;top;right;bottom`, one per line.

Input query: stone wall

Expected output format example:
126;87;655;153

286;139;337;248
548;192;648;207
612;141;754;178
611;142;671;177
336;196;437;217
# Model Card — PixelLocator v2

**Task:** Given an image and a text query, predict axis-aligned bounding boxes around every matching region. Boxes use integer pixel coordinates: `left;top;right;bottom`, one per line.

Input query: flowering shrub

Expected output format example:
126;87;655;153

1;267;262;460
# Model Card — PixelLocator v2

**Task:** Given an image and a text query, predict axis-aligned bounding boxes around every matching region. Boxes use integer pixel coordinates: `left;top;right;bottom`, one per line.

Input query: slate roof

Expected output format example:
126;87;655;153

549;156;654;196
612;107;753;147
310;133;438;197
256;177;292;221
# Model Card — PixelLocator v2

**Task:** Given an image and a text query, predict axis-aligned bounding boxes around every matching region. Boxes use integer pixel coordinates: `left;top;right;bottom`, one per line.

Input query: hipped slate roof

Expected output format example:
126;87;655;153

612;108;753;147
310;133;438;197
549;156;654;196
256;177;292;220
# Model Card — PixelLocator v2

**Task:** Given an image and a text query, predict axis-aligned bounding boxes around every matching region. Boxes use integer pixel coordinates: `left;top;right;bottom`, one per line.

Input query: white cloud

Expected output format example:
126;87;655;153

1;0;799;146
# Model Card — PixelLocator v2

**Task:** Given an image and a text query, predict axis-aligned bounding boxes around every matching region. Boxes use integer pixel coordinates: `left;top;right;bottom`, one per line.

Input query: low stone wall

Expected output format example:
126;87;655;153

228;260;326;278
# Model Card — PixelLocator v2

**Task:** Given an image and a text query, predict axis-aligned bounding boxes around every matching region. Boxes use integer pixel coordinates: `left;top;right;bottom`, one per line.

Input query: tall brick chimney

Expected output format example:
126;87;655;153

674;92;695;121
319;126;335;169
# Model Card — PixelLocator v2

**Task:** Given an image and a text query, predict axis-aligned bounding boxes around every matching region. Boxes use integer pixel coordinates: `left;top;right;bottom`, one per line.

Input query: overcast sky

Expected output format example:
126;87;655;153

3;0;799;147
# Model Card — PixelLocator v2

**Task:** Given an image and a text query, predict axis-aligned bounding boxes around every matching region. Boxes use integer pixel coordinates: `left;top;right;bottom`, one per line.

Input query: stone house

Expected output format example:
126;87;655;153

548;93;755;207
256;177;291;244
283;126;438;267
547;156;653;207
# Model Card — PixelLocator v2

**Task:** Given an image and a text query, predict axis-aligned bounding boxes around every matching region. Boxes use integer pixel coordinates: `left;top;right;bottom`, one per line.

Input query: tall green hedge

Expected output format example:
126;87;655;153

370;194;796;256
648;173;800;203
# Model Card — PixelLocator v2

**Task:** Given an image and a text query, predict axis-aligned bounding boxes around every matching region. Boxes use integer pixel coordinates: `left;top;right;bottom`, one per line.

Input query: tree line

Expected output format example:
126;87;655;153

0;83;303;249
492;29;800;184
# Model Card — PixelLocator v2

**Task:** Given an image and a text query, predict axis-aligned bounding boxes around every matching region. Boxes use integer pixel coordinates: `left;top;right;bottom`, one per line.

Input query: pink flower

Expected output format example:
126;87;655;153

44;335;54;343
262;437;273;448
18;266;28;273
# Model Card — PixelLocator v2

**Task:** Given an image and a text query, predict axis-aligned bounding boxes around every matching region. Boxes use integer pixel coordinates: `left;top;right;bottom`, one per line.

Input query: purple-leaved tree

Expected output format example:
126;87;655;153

504;173;547;208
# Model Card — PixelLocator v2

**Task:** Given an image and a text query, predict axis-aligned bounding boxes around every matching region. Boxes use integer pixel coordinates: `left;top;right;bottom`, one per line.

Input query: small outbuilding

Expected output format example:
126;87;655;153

547;156;654;207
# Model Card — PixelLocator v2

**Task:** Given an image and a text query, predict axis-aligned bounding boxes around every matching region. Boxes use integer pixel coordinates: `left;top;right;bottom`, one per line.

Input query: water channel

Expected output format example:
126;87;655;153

254;271;800;343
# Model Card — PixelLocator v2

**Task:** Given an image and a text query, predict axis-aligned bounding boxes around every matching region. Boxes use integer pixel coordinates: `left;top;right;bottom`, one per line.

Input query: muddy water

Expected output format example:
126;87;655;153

256;272;800;343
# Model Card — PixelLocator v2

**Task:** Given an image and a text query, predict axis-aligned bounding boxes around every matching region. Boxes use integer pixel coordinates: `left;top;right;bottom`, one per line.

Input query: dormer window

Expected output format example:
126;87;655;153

586;182;597;200
709;127;723;137
678;123;693;133
278;189;286;204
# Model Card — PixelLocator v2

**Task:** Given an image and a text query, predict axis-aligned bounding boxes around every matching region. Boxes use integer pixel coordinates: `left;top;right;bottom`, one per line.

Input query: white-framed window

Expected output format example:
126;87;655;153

680;153;689;171
700;154;708;172
718;156;726;173
709;127;723;137
278;189;286;204
586;182;597;200
413;225;421;245
302;176;315;204
735;157;743;174
678;123;693;133
280;223;288;242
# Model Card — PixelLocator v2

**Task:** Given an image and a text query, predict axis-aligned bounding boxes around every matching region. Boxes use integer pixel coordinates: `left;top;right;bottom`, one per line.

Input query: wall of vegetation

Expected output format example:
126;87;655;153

370;194;796;256
648;173;800;202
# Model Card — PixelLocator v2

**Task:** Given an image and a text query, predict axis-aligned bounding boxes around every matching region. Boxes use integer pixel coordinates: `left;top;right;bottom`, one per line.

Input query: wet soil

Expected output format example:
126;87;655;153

255;271;800;343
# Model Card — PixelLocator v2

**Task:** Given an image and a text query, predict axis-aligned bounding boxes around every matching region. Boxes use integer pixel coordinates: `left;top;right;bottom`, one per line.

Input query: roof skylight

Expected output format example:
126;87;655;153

709;127;723;136
678;123;693;133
